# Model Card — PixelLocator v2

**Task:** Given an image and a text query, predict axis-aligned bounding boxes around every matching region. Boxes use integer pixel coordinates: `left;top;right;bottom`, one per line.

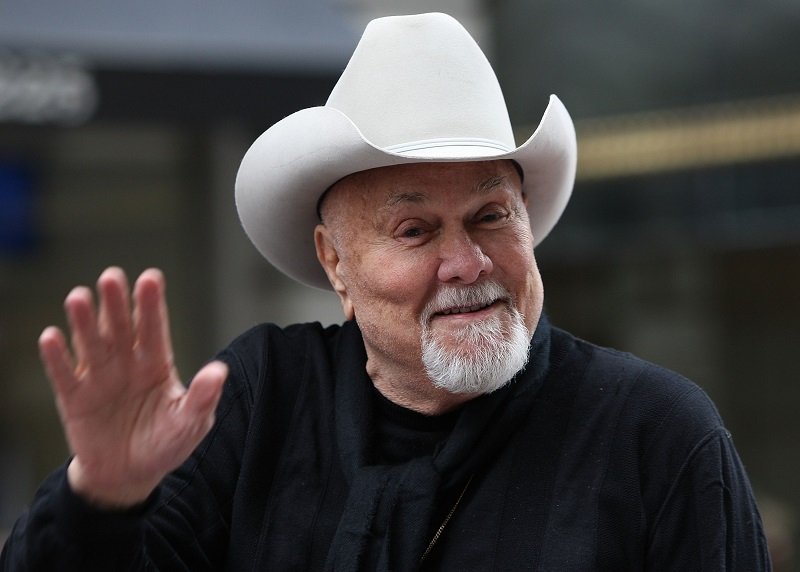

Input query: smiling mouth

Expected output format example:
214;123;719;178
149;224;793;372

436;300;497;316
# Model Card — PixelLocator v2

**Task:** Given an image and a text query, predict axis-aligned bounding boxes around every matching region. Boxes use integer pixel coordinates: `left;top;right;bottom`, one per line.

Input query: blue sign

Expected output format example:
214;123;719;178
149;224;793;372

0;161;37;253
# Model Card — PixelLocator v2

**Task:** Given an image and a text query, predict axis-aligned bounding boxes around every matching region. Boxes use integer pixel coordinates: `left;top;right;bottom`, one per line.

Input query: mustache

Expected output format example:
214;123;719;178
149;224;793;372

420;281;512;324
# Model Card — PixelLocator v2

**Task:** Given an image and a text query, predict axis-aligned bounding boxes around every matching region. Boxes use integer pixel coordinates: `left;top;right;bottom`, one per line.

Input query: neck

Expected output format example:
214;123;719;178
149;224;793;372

366;359;476;415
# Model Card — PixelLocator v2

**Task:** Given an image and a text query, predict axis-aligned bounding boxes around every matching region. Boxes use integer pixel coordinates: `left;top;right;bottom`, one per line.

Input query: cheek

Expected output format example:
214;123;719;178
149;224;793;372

490;232;543;328
521;264;544;332
341;251;438;367
342;250;432;320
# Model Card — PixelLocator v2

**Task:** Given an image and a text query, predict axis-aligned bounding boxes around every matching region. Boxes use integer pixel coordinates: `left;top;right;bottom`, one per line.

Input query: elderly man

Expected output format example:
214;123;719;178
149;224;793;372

1;12;769;571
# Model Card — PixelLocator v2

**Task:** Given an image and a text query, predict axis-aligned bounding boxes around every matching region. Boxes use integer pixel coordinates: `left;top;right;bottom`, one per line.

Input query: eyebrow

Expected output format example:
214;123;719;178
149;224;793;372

382;174;510;210
477;175;506;194
383;191;427;208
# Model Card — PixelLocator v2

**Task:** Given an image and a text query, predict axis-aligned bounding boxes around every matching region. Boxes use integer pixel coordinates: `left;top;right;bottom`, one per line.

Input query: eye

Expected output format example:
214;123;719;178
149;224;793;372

394;219;433;244
475;205;510;227
479;212;502;223
402;226;425;238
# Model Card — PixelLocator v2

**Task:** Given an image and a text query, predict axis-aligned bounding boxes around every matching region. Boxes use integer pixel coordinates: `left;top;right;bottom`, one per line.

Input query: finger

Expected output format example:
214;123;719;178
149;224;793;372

132;268;174;367
97;267;133;346
180;361;228;428
185;361;228;413
38;326;78;397
64;285;102;368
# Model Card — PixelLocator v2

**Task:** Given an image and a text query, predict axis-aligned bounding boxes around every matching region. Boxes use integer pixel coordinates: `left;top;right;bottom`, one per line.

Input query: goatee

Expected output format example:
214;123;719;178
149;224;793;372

420;281;531;394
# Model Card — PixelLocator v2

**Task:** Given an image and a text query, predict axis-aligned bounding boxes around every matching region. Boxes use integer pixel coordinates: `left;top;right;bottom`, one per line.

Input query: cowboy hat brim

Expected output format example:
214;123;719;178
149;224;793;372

235;93;577;291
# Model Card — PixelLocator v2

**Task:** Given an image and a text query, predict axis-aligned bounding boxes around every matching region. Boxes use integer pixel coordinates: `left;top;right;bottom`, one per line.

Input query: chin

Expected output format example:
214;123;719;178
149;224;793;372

422;310;531;395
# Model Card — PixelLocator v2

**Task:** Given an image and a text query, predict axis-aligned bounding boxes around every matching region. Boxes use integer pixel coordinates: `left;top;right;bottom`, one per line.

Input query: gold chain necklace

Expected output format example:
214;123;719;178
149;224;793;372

420;474;475;563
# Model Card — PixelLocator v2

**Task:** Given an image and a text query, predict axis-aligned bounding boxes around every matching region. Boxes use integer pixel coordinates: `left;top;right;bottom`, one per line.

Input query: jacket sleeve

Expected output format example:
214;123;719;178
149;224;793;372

0;343;256;572
0;466;153;571
644;414;772;570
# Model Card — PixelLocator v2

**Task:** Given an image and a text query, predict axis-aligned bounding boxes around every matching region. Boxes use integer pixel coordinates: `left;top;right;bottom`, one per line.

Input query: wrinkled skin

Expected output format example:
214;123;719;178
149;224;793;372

315;160;544;414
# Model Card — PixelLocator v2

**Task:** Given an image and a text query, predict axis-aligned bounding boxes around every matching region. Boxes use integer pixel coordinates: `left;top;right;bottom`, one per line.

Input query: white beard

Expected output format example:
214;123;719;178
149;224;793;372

420;281;531;395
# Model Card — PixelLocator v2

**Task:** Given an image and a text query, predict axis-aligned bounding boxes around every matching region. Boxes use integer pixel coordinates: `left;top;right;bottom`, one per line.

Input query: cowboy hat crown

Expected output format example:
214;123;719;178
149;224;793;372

236;12;577;290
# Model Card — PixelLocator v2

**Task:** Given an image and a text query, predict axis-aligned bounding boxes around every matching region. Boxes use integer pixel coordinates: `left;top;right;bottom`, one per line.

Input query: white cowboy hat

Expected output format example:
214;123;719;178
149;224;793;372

235;12;577;290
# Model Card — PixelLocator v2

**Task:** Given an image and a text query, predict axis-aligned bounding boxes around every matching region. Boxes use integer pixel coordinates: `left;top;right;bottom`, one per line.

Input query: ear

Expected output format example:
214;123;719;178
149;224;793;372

314;224;355;320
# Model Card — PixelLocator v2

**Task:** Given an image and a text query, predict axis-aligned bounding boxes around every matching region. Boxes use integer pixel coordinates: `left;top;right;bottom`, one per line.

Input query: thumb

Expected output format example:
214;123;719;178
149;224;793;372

182;360;228;424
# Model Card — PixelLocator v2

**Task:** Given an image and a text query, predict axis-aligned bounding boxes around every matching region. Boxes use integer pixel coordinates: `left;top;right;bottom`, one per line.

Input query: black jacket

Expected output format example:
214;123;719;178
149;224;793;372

1;320;770;570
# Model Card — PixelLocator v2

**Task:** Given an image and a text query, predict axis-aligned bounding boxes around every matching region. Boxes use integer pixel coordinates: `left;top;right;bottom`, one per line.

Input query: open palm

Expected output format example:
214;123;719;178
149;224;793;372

38;267;227;508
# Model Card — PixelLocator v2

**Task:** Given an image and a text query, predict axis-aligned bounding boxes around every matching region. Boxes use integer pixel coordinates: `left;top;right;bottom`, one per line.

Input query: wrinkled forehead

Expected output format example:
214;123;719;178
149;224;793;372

318;160;522;222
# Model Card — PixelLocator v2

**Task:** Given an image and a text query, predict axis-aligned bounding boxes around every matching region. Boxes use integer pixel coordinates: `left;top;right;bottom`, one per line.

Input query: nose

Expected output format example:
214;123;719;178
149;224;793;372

436;231;493;284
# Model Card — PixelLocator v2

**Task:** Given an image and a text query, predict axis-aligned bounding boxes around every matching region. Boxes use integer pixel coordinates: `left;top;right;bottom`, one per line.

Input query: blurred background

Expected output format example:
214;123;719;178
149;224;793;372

1;0;798;568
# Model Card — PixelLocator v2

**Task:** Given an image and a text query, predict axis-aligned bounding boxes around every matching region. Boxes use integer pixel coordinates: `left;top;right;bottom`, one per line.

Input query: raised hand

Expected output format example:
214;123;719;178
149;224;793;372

38;267;227;509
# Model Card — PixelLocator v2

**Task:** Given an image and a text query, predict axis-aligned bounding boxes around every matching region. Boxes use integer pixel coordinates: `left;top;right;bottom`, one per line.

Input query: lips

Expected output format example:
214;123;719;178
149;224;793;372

422;281;511;324
436;301;495;316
